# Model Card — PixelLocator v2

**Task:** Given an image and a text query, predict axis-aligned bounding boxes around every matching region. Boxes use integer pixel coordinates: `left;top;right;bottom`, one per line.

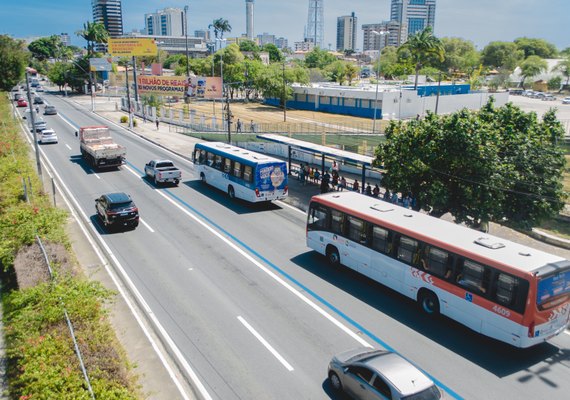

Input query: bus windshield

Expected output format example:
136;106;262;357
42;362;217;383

537;268;570;310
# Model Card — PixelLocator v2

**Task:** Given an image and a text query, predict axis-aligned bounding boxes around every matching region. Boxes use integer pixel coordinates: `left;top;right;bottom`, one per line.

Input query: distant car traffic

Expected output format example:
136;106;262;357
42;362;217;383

33;119;47;132
17;98;28;107
44;105;57;115
562;97;570;104
39;129;58;144
328;348;441;400
33;96;44;104
542;94;556;101
95;192;139;230
35;86;44;92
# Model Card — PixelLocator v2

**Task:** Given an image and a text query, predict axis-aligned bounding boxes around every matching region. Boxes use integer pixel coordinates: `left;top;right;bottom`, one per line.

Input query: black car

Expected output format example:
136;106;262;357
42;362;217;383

33;96;44;104
95;192;139;230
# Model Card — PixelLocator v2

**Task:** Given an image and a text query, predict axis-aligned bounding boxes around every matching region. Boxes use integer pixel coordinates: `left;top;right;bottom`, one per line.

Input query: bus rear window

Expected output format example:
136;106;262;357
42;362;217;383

537;269;570;310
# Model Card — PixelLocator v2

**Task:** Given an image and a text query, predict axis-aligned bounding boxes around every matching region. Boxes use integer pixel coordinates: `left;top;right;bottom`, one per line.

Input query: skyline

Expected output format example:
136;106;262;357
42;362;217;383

0;0;567;51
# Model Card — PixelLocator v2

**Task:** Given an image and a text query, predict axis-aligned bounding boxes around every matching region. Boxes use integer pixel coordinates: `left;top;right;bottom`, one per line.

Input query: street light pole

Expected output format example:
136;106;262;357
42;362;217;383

25;71;42;177
282;62;287;122
371;30;386;134
184;5;190;79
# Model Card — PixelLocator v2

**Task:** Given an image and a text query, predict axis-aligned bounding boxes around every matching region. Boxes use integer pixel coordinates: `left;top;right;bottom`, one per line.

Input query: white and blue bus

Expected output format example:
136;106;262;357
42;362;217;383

192;142;288;202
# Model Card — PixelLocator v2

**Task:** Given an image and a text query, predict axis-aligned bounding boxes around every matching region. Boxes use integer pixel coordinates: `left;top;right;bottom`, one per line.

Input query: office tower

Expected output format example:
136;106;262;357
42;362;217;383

91;0;123;37
246;0;255;40
362;21;402;51
336;12;357;52
305;0;324;48
257;32;275;46
195;29;210;41
144;8;185;36
59;33;71;47
274;37;289;50
390;0;436;38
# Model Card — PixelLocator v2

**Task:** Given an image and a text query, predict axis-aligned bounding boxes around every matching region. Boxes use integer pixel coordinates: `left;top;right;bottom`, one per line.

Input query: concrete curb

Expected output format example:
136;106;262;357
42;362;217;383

529;228;570;250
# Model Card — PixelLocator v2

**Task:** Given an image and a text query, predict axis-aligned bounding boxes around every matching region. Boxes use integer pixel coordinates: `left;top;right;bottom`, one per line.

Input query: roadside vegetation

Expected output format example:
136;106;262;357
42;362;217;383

0;95;139;399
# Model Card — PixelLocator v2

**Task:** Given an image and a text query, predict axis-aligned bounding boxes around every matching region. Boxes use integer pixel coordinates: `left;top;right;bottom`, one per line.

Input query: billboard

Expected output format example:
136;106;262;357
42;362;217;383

89;57;114;72
136;75;223;98
108;38;157;57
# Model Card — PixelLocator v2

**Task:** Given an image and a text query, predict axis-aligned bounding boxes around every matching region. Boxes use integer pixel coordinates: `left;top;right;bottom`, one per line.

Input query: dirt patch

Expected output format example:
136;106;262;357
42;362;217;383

13;241;76;289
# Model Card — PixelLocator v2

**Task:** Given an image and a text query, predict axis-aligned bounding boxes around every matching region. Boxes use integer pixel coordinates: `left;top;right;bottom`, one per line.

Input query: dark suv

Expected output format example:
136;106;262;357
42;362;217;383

95;192;139;230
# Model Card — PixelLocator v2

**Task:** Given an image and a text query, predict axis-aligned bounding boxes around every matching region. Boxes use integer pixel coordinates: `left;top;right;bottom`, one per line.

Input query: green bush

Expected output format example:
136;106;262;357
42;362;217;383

119;115;128;123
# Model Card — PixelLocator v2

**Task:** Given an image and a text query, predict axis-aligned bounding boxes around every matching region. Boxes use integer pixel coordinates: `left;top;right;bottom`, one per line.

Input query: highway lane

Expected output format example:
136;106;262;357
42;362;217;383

20;92;570;399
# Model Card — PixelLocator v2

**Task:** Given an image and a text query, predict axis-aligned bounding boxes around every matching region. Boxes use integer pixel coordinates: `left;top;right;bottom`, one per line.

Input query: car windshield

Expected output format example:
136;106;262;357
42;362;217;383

109;201;134;210
401;385;441;400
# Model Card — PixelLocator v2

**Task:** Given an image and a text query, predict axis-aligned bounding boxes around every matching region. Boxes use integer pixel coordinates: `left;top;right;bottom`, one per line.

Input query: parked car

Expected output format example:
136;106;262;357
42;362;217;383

95;192;139;230
17;98;28;107
44;105;57;115
33;96;44;104
328;348;441;400
562;97;570;104
542;94;556;101
39;129;58;144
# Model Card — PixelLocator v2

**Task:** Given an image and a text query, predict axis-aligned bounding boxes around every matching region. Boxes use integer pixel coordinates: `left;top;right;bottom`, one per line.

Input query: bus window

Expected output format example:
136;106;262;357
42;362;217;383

347;216;366;244
193;149;201;163
331;210;345;235
214;155;223;170
495;273;517;306
370;225;391;254
233;161;243;178
207;152;214;167
458;260;489;294
397;236;418;265
424;247;452;279
224;158;232;173
243;165;253;182
308;205;328;230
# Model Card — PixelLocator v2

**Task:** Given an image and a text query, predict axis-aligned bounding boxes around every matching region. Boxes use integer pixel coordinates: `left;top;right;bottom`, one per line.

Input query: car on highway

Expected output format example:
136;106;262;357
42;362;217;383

542;94;556;101
33;96;44;104
44;105;57;115
95;192;139;230
17;98;28;107
328;348;441;400
39;129;58;144
562;97;570;104
33;118;47;132
13;92;23;101
35;86;44;92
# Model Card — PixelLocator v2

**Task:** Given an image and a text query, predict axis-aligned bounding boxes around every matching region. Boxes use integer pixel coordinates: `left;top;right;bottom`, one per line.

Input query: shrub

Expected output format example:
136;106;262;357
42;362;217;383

120;115;128;123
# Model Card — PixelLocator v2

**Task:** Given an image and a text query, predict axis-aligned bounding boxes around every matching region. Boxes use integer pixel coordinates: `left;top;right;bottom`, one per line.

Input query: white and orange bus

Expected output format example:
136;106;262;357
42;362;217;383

306;192;570;348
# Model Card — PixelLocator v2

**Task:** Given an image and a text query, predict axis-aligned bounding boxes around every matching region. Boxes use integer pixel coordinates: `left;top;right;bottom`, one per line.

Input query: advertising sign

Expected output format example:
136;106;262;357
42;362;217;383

89;57;114;72
108;38;157;57
187;76;223;99
136;75;187;96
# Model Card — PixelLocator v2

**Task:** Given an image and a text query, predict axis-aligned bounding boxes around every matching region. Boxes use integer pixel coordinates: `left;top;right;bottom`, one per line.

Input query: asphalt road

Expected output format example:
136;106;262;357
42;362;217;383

14;91;570;400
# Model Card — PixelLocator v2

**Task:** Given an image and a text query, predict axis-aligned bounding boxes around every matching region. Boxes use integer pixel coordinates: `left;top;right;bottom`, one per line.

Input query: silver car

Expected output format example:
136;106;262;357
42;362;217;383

39;129;58;144
328;348;441;400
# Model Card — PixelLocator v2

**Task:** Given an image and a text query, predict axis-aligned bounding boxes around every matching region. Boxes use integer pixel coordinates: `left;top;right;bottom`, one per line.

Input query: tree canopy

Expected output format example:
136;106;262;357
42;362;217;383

304;47;337;69
375;99;566;229
398;27;445;89
0;35;28;91
519;55;548;89
514;37;558;59
481;41;524;70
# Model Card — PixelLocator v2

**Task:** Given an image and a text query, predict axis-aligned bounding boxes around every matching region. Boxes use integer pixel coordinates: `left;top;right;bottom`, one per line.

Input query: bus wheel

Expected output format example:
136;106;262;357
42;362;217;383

200;173;206;183
228;186;235;199
418;290;440;316
326;246;340;267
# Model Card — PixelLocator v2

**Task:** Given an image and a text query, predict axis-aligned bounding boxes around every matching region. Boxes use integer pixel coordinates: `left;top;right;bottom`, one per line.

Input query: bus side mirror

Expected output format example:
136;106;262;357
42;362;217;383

75;131;78;137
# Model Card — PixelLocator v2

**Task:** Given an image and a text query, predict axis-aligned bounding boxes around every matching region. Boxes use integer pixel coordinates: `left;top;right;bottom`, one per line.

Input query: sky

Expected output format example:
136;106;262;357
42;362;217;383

0;0;567;51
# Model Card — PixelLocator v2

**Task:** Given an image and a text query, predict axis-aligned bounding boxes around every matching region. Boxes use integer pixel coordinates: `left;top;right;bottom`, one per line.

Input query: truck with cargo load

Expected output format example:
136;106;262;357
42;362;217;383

78;126;126;169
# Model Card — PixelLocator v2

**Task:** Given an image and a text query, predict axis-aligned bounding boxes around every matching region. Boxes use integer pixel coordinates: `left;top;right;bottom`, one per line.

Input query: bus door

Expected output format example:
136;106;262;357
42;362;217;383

369;226;404;291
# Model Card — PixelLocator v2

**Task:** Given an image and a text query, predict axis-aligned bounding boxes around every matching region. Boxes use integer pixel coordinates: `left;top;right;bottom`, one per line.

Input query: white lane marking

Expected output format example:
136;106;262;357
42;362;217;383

237;316;294;372
140;218;155;233
65;143;72;150
29;133;204;400
276;199;306;215
565;330;569;336
93;173;101;179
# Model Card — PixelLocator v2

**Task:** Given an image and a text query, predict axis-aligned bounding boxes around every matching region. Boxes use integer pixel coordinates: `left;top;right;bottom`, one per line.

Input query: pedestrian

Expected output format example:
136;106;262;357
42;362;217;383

332;173;338;190
339;176;347;191
391;192;399;204
332;160;339;173
372;184;380;198
250;120;255;132
309;168;315;183
403;195;410;209
365;183;372;196
155;118;159;130
236;119;242;133
314;169;320;182
299;163;305;183
35;106;39;114
353;180;359;192
383;189;390;201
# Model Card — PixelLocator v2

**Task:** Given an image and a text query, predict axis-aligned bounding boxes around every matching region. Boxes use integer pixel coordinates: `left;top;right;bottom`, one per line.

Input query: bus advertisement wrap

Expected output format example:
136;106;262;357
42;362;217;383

257;163;287;191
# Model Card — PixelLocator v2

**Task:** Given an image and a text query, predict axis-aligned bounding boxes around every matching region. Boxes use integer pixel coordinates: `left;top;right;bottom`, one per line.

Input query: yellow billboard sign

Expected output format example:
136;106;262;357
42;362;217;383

137;76;187;96
108;38;157;57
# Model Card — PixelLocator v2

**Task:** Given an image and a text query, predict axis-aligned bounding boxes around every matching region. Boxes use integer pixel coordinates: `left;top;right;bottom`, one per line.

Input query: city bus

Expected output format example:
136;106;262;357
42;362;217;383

306;191;570;348
193;142;288;202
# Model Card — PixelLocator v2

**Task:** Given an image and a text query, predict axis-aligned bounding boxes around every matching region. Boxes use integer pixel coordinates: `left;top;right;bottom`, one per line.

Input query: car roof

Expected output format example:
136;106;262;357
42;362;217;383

42;129;55;134
363;352;434;395
104;192;132;203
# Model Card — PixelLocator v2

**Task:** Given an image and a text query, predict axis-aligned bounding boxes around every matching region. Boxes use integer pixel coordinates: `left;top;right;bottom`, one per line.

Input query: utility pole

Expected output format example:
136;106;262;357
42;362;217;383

184;5;190;78
226;85;231;144
132;56;139;102
125;63;133;129
435;72;442;115
282;62;287;122
25;71;42;177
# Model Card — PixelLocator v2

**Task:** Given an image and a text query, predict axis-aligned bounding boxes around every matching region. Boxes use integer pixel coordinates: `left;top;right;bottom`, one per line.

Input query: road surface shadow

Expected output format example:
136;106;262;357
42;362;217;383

290;251;563;377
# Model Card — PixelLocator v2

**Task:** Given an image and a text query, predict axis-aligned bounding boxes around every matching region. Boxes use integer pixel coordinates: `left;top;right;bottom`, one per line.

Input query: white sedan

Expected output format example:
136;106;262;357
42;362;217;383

39;129;58;144
562;97;570;104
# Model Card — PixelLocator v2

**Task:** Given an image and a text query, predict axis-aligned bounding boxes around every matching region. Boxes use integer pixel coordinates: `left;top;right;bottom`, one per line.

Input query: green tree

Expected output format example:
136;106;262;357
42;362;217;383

326;61;346;84
377;46;414;79
554;56;570;87
304;47;337;69
262;43;284;63
514;37;558;59
398;27;445;89
437;37;480;76
375;100;566;228
344;63;359;86
163;54;185;69
46;61;74;90
211;18;232;42
28;36;61;61
548;76;562;91
256;63;308;105
239;40;259;52
75;21;108;56
481;41;523;70
0;35;28;90
519;55;547;89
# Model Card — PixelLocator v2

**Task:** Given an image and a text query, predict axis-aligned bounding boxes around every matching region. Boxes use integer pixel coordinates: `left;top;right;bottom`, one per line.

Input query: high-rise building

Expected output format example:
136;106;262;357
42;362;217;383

144;8;185;36
305;0;324;48
195;29;210;41
390;0;436;38
336;12;357;52
362;21;402;51
92;0;123;38
274;37;289;50
257;32;275;46
59;33;71;47
246;0;255;40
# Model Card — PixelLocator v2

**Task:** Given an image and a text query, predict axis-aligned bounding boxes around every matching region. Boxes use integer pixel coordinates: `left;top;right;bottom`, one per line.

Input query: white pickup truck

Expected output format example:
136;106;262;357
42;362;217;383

144;159;182;186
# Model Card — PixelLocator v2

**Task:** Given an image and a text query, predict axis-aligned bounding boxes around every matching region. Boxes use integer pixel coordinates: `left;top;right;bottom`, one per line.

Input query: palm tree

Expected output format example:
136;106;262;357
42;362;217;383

76;21;109;55
398;27;445;89
212;18;232;43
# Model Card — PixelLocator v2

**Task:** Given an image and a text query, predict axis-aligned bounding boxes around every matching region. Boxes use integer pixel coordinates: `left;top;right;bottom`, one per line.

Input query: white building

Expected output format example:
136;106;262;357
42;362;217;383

336;12;357;52
144;8;185;37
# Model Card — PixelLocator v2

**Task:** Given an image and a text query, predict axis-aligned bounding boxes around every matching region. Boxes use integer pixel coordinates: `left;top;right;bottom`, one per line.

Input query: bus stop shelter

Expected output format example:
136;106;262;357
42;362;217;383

257;134;375;192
